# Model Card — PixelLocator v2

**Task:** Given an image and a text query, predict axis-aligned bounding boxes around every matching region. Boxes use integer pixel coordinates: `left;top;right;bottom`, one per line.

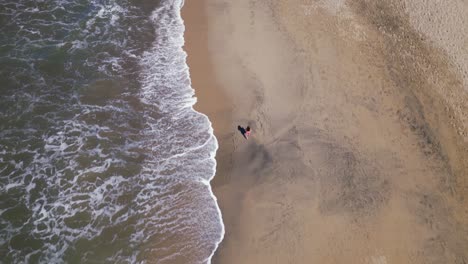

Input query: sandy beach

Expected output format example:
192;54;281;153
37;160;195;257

183;0;468;263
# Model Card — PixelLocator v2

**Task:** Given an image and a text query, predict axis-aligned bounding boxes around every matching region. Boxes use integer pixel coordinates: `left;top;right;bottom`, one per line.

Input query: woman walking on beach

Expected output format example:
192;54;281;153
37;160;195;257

237;125;252;139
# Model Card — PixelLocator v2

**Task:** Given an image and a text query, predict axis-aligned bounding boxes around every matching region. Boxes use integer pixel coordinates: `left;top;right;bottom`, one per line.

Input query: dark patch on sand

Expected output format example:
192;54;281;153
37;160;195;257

350;0;468;186
247;143;272;169
349;0;468;260
316;142;390;217
397;95;442;157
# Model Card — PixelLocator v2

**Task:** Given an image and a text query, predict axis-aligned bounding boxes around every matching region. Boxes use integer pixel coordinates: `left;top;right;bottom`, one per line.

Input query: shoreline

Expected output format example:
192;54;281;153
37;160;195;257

182;0;468;263
181;1;231;262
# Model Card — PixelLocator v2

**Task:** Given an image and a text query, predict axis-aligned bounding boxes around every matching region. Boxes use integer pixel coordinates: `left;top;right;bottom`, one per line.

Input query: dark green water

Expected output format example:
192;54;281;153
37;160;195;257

0;0;224;263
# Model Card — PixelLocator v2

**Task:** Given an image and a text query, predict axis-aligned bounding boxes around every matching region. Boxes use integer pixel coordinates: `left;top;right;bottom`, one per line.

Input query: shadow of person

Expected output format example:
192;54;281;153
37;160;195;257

238;125;247;139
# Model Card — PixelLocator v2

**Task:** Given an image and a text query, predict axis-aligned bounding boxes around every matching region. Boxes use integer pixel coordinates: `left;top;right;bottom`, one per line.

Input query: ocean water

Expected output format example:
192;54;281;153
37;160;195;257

0;0;224;263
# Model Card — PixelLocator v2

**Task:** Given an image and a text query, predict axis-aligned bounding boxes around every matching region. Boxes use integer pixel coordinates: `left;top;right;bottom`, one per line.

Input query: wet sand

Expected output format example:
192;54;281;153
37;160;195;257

183;0;468;263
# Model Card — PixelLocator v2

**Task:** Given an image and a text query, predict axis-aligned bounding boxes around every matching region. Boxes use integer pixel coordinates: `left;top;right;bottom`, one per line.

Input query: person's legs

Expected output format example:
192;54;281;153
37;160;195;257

238;125;247;139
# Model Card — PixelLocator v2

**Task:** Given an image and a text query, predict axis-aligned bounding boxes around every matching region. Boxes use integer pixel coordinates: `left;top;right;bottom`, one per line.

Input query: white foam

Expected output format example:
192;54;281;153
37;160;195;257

175;0;226;262
136;0;225;262
4;182;23;191
1;0;224;262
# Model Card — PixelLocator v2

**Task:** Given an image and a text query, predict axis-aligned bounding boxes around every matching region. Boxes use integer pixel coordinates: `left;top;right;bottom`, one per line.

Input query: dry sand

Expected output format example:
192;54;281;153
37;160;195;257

183;0;468;263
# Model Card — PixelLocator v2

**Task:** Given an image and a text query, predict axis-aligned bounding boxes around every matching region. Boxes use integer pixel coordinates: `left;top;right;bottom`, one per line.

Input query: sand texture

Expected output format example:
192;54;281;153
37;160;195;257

183;0;468;263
